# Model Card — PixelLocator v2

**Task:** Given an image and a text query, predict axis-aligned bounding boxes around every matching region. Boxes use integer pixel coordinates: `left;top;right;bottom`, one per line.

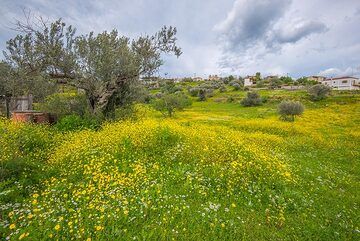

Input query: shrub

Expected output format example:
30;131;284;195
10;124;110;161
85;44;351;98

161;80;182;94
188;88;199;97
278;100;304;121
198;89;207;101
240;91;262;107
256;80;265;88
151;92;192;117
37;92;90;119
54;114;101;132
308;84;331;101
219;86;227;92
269;78;282;89
232;83;241;91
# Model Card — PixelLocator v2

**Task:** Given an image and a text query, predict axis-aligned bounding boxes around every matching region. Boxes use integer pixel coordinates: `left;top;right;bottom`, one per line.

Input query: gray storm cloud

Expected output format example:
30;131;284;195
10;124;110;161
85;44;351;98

214;0;291;51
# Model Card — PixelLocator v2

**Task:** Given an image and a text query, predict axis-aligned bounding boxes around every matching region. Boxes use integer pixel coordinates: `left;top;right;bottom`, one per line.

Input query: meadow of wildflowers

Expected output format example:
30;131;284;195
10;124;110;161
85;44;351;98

0;92;359;240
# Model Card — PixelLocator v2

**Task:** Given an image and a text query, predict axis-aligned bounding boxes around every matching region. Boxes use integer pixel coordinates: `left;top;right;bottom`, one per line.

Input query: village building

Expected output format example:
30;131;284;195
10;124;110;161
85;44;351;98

321;76;360;90
208;75;220;81
244;76;256;86
308;76;326;82
192;77;203;81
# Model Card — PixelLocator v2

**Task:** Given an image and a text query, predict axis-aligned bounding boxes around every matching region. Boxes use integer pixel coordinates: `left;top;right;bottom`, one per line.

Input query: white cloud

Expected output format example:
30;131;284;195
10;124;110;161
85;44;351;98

319;66;360;77
270;19;328;44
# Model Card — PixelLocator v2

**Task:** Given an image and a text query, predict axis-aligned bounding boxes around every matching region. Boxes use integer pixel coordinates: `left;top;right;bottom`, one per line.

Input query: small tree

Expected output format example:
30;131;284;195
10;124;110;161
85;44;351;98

279;76;293;85
232;83;241;91
278;100;304;121
198;89;207;101
269;77;282;89
240;91;262;107
188;88;199;97
151;93;191;117
308;84;331;101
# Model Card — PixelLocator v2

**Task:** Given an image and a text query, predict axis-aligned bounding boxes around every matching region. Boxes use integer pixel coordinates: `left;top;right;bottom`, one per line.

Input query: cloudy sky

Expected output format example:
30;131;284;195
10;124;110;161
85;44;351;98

1;0;359;78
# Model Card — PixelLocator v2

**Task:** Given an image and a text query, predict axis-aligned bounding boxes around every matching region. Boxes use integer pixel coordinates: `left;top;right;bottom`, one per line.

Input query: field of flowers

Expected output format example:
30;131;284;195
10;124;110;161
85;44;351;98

1;91;359;240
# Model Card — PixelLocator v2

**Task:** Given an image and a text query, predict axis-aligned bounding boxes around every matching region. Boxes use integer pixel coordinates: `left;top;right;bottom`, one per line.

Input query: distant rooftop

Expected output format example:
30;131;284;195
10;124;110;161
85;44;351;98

325;76;359;80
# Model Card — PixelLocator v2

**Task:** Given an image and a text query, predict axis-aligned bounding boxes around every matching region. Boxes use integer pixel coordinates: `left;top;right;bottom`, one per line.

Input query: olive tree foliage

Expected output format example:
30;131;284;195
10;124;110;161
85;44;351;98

151;93;191;117
308;84;331;101
278;100;304;121
240;91;262;107
3;14;182;118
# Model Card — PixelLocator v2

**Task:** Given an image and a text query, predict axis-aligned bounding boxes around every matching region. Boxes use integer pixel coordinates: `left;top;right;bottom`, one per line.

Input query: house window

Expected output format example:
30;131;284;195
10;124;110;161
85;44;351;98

342;80;348;83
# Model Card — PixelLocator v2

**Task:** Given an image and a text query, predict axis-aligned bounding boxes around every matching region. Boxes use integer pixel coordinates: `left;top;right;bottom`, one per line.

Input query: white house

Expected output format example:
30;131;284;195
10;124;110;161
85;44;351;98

322;76;360;90
244;76;256;86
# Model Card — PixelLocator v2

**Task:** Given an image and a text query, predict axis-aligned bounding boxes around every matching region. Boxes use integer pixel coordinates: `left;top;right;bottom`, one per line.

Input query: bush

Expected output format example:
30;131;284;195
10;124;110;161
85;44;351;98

151;92;192;117
161;80;182;94
232;83;241;91
219;86;227;92
198;89;207;101
188;88;200;97
278;100;304;121
240;91;262;107
308;84;331;101
269;78;282;89
54;114;101;132
37;92;90;119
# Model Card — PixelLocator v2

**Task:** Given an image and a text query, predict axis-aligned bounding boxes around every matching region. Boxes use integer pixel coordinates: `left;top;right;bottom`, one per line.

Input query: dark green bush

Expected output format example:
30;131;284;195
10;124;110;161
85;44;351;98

198;89;207;101
240;91;262;107
278;100;304;121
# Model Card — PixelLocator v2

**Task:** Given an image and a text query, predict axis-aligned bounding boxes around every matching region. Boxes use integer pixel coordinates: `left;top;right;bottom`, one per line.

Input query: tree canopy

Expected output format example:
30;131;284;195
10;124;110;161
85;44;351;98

3;16;182;118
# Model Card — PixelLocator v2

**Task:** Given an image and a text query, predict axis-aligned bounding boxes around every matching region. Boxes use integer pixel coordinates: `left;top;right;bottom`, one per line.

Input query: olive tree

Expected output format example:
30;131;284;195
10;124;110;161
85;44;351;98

240;91;262;107
151;92;191;117
308;84;331;101
277;100;304;121
3;15;181;118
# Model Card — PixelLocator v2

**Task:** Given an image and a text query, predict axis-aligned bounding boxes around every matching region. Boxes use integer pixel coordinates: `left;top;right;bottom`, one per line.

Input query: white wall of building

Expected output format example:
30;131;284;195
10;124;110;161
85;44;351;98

322;77;359;90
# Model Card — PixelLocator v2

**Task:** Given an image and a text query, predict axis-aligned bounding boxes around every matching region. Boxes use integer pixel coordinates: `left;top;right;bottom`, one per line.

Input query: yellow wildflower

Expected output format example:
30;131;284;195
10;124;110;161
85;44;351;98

95;225;104;231
54;224;61;231
18;232;29;240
